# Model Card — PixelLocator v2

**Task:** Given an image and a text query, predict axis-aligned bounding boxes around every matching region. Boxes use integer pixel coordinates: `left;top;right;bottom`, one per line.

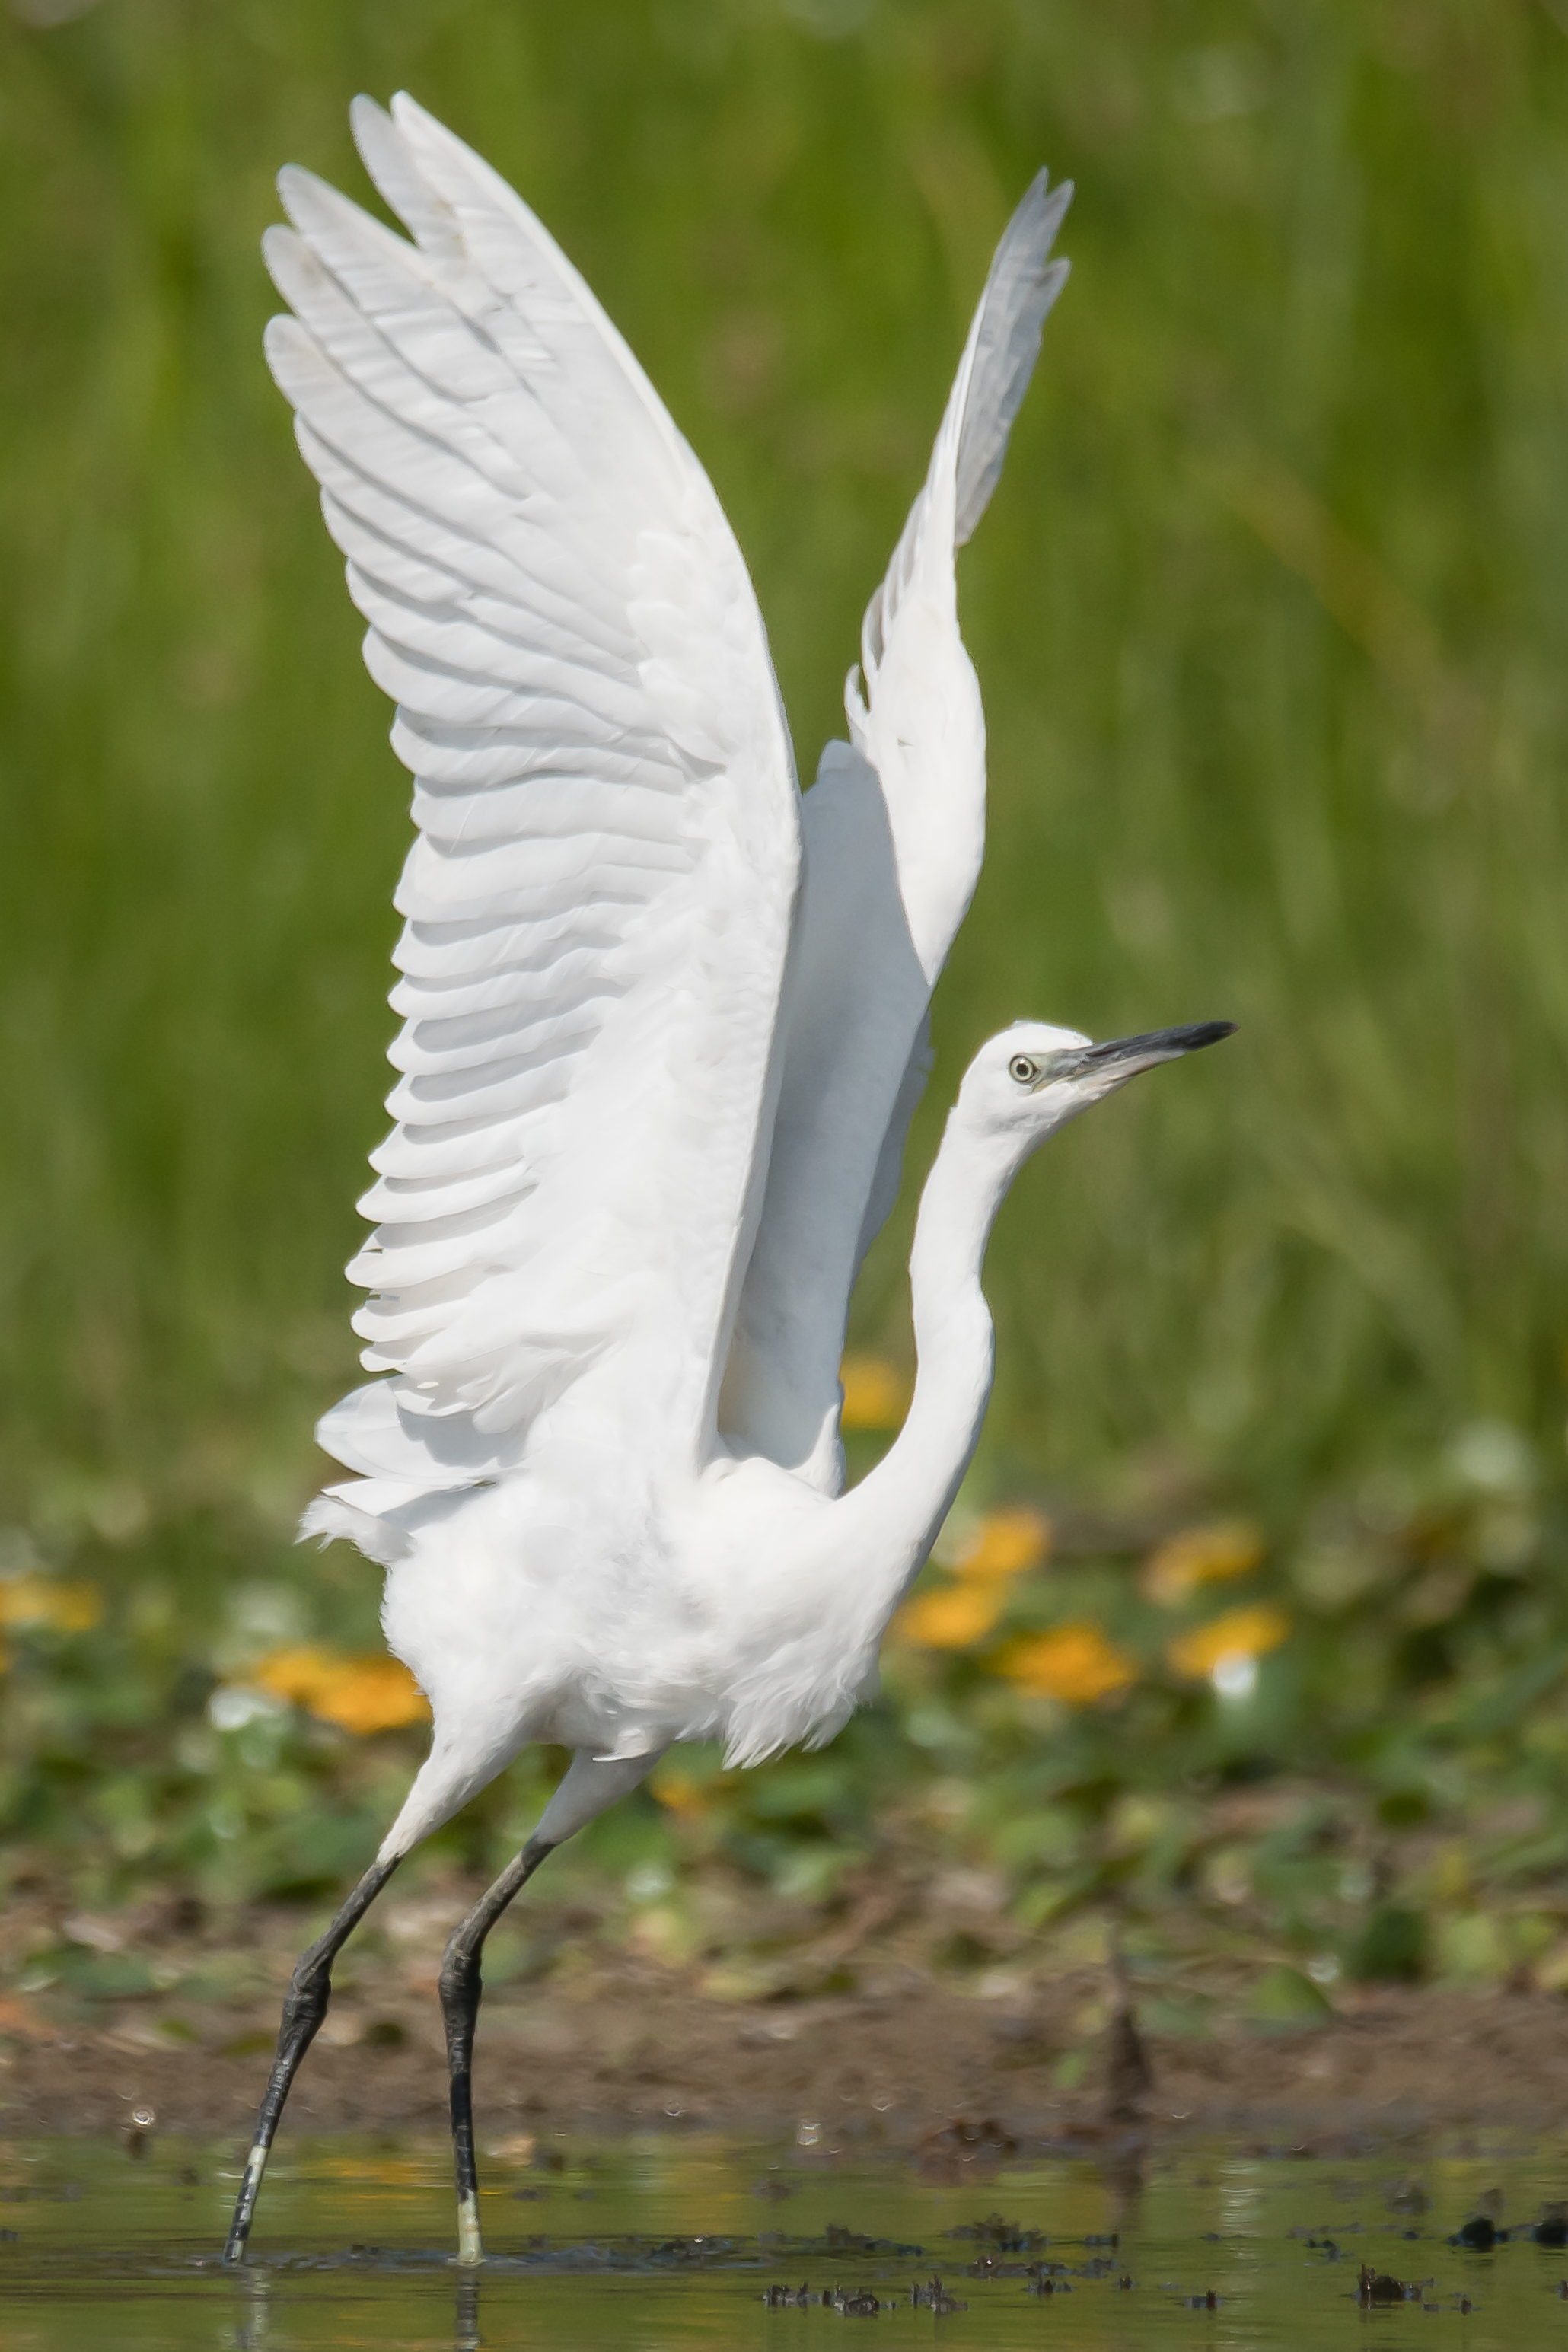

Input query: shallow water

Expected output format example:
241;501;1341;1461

3;2128;1567;2348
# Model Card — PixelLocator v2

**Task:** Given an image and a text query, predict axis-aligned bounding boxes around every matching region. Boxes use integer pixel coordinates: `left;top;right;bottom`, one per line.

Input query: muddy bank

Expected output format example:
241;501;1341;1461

7;1949;1568;2145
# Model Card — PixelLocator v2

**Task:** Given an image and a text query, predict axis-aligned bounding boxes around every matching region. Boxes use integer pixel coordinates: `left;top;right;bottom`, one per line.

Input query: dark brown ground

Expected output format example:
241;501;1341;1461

7;1919;1568;2147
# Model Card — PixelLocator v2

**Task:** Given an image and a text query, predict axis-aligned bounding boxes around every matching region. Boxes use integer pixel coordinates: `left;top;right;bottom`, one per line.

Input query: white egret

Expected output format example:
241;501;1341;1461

225;94;1232;2266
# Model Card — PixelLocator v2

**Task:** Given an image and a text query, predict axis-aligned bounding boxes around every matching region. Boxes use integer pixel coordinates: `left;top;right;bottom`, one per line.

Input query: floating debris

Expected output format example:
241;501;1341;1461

833;2287;881;2315
946;2212;1046;2251
1358;2266;1412;2306
783;2224;924;2258
964;2251;1048;2280
911;2275;966;2312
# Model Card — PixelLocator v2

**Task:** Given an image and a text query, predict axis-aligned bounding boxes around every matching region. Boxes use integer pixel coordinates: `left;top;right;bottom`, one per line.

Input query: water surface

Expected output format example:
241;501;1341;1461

3;2128;1566;2347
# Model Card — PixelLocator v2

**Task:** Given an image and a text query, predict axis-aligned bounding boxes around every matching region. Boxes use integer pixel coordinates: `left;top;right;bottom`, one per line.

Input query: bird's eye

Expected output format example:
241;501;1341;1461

1009;1055;1038;1085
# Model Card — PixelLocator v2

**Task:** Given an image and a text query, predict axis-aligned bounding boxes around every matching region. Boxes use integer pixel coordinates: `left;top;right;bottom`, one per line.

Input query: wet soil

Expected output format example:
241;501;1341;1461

7;1942;1568;2146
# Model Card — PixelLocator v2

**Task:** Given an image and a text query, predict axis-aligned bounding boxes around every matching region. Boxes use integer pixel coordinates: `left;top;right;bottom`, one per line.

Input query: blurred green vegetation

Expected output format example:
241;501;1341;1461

6;0;1568;2009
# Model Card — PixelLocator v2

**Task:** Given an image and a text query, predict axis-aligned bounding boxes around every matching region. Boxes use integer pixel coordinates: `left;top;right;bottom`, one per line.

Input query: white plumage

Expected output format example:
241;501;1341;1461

228;97;1233;2270
260;92;1092;1850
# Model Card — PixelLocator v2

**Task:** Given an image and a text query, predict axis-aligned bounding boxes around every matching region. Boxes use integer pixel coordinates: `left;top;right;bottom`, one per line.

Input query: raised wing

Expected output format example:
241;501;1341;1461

719;172;1070;1488
265;95;798;1535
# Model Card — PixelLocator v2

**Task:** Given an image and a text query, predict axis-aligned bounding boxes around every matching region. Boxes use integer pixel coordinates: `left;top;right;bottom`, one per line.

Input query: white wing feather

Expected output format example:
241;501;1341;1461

720;172;1070;1486
268;95;798;1514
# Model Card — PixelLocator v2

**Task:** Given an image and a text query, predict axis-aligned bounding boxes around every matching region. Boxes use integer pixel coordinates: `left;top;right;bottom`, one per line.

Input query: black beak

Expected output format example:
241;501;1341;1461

1056;1021;1237;1079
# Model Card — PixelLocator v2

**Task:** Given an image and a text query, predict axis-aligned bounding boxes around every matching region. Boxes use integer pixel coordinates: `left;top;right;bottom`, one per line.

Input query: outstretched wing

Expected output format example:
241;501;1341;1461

266;95;798;1525
719;172;1070;1487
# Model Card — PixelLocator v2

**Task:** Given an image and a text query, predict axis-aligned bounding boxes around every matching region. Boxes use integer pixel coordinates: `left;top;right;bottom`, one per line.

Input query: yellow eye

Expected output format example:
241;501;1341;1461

1009;1055;1038;1085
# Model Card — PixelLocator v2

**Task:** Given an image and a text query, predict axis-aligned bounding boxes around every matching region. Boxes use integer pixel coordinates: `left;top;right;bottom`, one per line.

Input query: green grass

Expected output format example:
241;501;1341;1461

6;0;1568;1981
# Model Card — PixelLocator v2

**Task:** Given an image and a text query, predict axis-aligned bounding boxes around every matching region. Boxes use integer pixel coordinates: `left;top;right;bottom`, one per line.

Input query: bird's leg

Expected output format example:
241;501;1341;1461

438;1834;556;2265
223;1851;402;2263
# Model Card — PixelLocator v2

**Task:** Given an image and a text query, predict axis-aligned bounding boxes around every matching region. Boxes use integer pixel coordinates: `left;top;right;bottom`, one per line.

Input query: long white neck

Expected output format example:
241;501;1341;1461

834;1108;1018;1624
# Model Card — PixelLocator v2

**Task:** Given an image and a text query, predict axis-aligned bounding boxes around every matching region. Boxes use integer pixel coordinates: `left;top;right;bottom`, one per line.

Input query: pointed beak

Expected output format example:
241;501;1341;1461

1048;1020;1237;1084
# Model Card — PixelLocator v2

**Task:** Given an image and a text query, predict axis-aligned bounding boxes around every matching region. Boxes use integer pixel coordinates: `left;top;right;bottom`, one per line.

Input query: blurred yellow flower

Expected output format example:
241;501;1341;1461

253;1645;430;1734
839;1353;911;1433
994;1621;1138;1703
1141;1518;1265;1605
954;1506;1052;1580
0;1574;103;1633
649;1762;717;1819
892;1580;1007;1650
1167;1604;1290;1681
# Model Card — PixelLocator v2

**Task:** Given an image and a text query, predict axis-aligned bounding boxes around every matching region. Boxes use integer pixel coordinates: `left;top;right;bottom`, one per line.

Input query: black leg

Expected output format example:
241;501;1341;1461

438;1835;555;2264
223;1851;402;2263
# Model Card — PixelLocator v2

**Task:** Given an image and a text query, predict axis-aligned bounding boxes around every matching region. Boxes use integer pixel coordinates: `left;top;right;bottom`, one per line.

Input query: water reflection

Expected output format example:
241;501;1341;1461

228;2264;270;2352
1101;2141;1145;2236
454;2268;480;2352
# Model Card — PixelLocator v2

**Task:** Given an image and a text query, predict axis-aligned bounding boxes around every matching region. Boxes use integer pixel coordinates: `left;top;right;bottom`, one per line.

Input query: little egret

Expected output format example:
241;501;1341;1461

225;94;1232;2265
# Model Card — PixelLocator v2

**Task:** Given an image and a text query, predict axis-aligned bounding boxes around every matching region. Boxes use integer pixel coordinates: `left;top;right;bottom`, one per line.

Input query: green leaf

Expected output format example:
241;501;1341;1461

1246;1964;1334;2031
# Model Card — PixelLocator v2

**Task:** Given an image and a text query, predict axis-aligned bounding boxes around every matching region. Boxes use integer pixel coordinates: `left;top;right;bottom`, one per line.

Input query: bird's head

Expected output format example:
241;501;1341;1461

957;1017;1236;1159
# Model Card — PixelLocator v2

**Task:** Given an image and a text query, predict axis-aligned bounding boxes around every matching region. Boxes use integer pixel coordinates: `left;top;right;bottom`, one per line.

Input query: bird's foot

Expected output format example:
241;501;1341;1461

455;2188;484;2265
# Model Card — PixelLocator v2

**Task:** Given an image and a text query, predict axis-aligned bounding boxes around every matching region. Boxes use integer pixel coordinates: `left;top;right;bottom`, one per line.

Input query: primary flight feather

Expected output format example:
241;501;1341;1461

226;95;1230;2268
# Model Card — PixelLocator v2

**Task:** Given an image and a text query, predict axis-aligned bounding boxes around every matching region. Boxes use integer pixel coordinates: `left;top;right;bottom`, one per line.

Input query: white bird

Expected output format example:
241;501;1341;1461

224;94;1231;2266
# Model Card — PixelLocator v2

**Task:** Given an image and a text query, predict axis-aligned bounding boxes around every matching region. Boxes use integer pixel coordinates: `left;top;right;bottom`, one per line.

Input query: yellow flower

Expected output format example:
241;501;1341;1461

891;1581;1007;1650
649;1763;718;1819
954;1506;1052;1580
0;1574;103;1633
994;1621;1138;1704
1166;1603;1290;1681
252;1644;429;1734
310;1662;431;1735
251;1645;340;1707
839;1353;911;1433
1141;1519;1265;1605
